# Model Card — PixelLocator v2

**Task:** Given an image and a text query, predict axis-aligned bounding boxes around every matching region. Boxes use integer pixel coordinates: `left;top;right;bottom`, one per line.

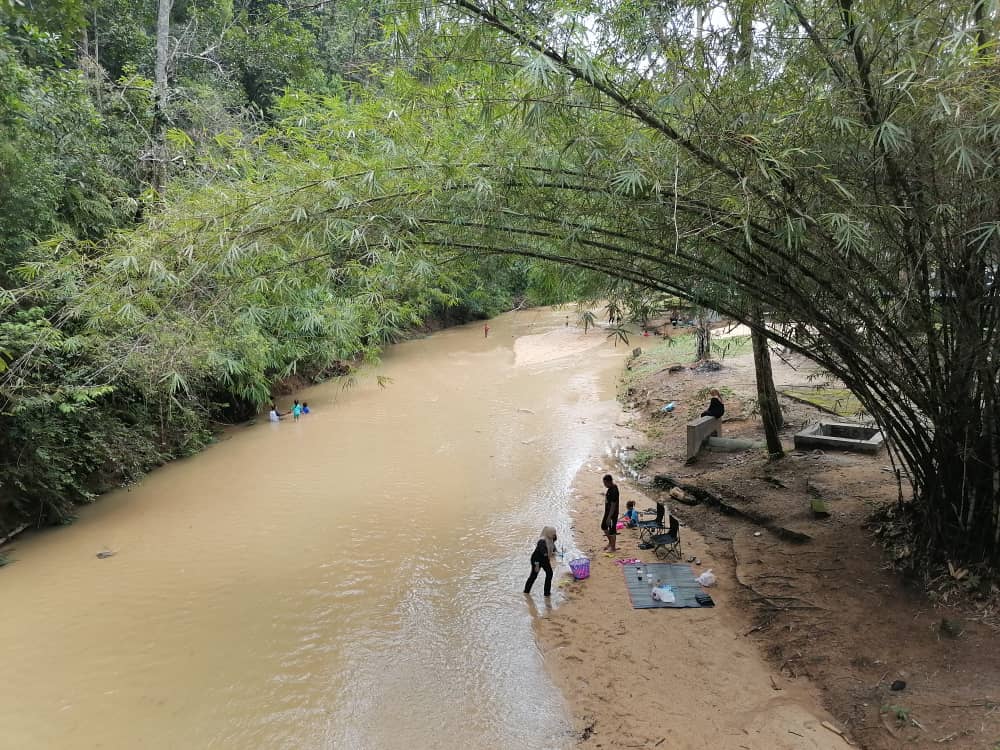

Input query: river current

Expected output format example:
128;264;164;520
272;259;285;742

0;308;627;749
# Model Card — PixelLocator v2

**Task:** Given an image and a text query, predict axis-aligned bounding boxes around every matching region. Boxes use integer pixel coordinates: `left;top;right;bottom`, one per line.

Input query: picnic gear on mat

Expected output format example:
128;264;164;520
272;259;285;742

695;592;715;607
568;557;590;580
623;563;709;609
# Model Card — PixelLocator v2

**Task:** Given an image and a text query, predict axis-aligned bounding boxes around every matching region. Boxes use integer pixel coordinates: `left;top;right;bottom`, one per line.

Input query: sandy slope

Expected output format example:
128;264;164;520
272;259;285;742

529;465;851;750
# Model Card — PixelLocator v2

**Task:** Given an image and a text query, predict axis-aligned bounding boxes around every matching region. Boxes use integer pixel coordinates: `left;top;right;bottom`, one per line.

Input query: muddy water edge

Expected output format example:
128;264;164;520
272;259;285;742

0;308;630;750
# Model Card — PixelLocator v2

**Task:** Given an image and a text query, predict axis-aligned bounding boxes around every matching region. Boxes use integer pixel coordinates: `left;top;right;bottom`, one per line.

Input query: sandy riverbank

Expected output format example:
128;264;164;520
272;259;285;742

531;461;850;750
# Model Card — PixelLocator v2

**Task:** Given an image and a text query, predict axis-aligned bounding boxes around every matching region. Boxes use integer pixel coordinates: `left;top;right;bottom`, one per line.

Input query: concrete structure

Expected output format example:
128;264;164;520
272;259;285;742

706;436;764;452
793;422;884;454
686;416;722;460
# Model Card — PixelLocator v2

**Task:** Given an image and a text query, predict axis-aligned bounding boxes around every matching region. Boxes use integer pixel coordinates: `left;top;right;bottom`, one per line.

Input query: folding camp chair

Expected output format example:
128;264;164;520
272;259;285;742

636;518;665;544
637;502;668;544
651;515;682;561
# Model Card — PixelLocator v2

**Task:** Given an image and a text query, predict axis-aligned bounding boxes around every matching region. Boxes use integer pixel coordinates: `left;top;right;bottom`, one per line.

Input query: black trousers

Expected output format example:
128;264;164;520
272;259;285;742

524;555;553;595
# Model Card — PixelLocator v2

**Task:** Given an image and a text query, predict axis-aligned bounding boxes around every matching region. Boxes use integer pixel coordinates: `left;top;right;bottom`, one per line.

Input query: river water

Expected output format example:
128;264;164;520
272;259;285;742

0;308;628;749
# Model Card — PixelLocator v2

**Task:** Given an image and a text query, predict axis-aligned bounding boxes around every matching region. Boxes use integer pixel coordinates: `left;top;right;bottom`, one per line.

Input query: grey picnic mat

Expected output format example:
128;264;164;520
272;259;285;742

623;563;706;609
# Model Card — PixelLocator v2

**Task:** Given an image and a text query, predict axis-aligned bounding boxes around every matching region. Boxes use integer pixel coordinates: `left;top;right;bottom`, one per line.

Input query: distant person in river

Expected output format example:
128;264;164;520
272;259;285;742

484;322;490;338
268;404;284;422
302;402;310;414
292;400;302;421
701;389;725;419
524;526;558;597
601;474;620;552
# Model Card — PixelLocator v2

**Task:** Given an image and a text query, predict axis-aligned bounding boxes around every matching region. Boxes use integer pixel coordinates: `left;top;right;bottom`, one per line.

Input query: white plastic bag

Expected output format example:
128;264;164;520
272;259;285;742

651;586;676;603
696;569;716;587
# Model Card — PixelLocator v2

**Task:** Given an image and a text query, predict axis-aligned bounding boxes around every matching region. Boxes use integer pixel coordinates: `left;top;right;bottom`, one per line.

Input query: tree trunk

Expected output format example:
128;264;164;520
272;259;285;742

77;23;89;66
750;316;784;459
913;413;1000;565
973;0;990;50
695;308;712;360
151;0;173;192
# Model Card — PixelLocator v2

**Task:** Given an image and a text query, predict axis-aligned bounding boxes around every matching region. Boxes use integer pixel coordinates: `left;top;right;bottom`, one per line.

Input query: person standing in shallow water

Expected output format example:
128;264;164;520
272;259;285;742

601;474;619;552
524;526;558;596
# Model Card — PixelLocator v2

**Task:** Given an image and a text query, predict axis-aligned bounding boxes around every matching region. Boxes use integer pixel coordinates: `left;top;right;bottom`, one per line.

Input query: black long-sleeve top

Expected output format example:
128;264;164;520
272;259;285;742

702;397;725;418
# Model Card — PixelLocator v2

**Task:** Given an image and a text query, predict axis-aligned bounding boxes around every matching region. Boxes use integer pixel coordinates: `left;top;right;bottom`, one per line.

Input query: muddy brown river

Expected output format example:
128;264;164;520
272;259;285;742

0;308;628;749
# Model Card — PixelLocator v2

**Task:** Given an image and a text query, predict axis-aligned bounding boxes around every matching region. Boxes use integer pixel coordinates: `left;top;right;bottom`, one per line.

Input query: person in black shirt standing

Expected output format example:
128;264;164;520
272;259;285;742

601;474;620;552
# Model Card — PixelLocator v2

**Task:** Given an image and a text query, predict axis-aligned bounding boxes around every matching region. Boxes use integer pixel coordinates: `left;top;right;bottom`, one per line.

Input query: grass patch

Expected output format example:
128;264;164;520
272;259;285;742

623;332;748;383
644;423;666;440
712;335;753;358
780;387;865;418
624;334;697;381
881;704;910;725
628;448;660;470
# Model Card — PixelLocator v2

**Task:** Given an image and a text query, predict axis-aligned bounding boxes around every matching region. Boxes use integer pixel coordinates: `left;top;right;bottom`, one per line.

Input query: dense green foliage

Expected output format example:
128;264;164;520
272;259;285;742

0;2;575;532
5;0;999;570
64;0;996;569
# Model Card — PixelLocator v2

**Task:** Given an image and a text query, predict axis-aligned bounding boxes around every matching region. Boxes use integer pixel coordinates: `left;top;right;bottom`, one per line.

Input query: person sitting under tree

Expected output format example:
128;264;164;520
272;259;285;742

701;389;725;419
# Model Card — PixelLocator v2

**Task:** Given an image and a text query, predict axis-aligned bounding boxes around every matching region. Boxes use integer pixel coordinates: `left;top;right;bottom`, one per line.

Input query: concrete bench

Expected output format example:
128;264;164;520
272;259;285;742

686;416;722;460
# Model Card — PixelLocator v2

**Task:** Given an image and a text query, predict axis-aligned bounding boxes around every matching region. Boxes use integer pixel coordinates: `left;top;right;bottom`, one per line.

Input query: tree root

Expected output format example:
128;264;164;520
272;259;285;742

653;473;812;543
730;539;825;611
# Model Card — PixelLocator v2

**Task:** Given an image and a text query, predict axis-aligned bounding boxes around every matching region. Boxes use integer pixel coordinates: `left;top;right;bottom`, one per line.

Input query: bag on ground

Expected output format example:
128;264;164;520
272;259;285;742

651;586;676;603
